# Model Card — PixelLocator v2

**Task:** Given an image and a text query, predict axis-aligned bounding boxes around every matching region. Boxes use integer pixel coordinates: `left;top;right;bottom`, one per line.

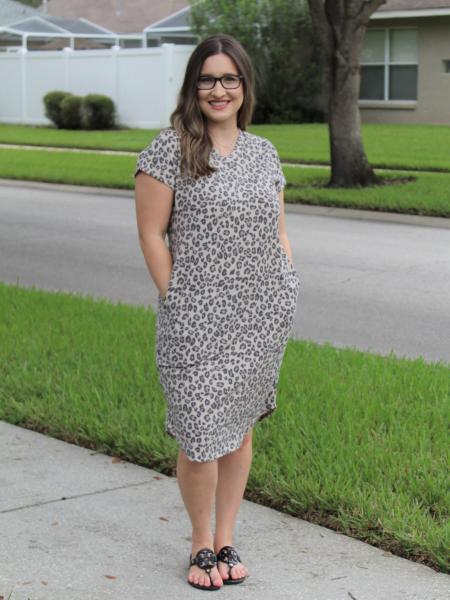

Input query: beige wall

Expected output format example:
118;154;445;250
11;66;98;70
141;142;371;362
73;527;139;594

359;16;450;125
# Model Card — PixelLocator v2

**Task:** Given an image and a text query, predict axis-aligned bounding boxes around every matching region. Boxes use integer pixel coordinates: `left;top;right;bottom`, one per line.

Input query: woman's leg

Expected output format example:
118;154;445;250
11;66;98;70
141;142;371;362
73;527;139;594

213;427;253;581
176;449;223;588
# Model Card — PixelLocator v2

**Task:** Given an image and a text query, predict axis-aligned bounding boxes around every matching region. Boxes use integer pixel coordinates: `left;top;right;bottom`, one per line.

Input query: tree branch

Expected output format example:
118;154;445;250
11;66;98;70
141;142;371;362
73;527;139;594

354;0;387;27
325;0;345;48
306;0;334;60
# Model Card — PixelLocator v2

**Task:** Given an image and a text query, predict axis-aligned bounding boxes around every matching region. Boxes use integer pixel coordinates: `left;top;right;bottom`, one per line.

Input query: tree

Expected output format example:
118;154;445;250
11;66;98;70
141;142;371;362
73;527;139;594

189;0;324;123
307;0;386;187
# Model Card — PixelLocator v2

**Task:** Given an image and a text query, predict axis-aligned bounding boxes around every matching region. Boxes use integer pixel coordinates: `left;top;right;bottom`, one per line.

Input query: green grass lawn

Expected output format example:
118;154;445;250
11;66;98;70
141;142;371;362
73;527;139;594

253;123;450;172
0;281;448;573
1;146;449;217
283;167;450;217
1;122;450;171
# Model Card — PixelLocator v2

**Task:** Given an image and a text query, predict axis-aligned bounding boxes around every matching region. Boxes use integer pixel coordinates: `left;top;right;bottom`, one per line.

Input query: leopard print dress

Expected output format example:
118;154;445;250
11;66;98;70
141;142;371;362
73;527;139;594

134;127;300;462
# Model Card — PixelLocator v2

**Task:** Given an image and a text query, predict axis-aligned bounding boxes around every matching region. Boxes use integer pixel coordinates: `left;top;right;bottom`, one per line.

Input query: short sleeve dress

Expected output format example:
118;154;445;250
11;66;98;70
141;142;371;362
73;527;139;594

134;127;300;462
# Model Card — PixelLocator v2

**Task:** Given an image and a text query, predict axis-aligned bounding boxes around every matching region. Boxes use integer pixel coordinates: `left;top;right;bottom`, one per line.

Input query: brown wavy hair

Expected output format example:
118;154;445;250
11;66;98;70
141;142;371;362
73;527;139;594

170;33;255;180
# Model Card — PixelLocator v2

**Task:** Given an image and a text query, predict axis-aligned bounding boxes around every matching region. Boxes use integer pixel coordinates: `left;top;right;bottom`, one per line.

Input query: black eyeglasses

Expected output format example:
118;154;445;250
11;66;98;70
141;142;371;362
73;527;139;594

197;75;244;90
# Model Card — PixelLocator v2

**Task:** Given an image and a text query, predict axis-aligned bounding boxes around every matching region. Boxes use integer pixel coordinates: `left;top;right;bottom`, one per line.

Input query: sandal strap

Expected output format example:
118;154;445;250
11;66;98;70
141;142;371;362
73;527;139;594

216;545;241;567
189;547;218;573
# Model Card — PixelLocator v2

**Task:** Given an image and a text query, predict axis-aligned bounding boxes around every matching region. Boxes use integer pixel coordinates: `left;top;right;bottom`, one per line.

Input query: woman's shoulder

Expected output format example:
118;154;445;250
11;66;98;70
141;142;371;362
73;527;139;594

150;126;181;151
134;126;180;182
157;126;179;139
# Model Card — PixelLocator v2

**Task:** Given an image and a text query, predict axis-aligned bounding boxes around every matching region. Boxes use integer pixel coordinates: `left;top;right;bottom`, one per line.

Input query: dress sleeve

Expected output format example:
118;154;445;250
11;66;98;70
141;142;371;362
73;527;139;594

266;139;286;193
133;127;180;191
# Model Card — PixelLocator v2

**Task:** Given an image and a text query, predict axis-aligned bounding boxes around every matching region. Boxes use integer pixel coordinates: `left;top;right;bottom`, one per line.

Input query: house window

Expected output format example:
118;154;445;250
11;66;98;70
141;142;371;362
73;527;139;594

444;60;450;73
360;28;418;101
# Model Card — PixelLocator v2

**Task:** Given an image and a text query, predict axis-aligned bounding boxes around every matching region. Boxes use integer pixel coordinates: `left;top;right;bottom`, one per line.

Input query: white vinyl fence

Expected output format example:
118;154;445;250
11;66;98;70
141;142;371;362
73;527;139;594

0;43;196;129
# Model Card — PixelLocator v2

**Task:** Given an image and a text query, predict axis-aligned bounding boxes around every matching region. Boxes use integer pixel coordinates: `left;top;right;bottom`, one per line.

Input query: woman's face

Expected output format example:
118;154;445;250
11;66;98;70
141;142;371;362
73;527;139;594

197;53;244;127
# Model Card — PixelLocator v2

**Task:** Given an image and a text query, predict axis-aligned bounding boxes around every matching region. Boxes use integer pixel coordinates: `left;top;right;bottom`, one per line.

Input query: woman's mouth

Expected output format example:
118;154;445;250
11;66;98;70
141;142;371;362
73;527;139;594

208;100;230;110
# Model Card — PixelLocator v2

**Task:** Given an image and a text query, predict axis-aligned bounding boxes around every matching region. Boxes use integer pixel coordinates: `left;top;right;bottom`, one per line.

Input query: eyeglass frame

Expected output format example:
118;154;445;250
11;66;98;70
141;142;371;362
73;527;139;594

196;74;244;90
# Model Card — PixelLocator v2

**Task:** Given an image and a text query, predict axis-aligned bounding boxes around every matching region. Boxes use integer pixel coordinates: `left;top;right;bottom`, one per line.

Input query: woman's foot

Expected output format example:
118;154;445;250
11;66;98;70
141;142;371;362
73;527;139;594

214;543;249;582
188;543;224;589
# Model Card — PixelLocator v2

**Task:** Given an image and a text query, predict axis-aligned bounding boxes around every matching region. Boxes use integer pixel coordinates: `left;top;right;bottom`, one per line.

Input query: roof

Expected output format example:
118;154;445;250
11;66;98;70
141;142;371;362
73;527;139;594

144;6;190;32
44;0;189;34
377;0;450;10
372;0;450;17
1;14;115;36
0;0;42;26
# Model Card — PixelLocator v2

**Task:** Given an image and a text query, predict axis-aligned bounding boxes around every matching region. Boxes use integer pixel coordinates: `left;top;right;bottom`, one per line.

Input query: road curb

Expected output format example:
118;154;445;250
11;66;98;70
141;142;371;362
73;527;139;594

1;177;449;229
283;202;450;228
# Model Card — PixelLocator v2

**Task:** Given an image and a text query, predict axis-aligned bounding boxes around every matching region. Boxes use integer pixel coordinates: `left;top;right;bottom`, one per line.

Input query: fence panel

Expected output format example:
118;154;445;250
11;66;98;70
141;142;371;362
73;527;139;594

0;43;195;129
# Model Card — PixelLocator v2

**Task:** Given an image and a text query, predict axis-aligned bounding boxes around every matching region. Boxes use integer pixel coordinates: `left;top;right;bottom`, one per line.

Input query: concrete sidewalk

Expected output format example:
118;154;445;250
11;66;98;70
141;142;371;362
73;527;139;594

0;421;448;600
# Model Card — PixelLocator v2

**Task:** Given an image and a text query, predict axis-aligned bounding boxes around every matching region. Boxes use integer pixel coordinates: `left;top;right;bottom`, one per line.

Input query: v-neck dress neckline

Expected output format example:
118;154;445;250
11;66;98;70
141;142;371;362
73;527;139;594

211;128;243;161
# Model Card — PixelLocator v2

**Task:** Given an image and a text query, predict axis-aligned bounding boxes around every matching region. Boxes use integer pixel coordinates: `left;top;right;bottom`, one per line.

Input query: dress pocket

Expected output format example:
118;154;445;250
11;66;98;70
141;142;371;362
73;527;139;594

159;255;181;307
266;271;300;352
277;238;299;277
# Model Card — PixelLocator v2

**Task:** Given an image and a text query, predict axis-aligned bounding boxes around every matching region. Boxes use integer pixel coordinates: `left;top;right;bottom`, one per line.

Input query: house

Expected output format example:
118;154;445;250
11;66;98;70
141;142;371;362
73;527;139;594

0;14;144;50
10;0;196;48
360;0;450;124
0;0;42;26
144;5;198;47
43;0;190;36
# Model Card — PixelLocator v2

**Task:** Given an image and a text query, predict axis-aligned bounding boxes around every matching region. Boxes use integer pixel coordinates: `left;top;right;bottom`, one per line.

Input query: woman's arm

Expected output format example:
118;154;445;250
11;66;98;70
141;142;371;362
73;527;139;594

134;172;175;298
277;189;294;266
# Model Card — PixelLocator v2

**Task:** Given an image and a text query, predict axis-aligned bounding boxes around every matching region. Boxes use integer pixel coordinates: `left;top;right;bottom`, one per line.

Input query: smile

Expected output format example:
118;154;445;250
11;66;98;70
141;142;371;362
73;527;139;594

208;101;230;109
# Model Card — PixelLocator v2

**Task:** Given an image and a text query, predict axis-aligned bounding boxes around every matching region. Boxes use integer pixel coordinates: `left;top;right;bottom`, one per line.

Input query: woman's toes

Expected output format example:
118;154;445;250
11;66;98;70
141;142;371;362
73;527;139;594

231;563;247;579
189;565;223;587
211;567;223;587
189;566;202;585
217;562;229;579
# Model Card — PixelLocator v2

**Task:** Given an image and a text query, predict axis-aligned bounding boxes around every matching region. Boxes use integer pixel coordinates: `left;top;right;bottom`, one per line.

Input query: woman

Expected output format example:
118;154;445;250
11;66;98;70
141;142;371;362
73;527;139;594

134;33;300;590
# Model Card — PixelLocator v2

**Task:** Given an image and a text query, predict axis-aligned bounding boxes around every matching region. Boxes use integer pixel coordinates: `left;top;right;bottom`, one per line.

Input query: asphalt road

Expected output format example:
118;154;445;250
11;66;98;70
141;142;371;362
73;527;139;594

0;180;448;364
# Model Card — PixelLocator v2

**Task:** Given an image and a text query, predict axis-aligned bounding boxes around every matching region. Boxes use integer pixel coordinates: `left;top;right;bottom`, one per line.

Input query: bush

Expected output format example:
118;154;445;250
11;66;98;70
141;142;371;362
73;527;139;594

59;94;83;129
42;91;116;130
43;91;71;128
80;94;116;129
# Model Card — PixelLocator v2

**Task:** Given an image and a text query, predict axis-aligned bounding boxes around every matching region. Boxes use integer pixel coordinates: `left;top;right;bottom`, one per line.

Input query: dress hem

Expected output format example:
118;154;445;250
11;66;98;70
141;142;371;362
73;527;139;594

165;404;276;463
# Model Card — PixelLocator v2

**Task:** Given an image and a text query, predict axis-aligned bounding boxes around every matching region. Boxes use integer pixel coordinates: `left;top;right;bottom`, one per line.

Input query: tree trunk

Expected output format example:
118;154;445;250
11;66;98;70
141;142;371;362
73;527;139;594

326;46;380;187
307;0;387;188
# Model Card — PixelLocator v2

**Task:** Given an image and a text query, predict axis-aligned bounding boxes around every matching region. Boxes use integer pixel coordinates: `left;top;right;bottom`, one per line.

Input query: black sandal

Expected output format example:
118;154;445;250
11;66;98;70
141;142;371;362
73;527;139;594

216;545;247;585
188;547;221;591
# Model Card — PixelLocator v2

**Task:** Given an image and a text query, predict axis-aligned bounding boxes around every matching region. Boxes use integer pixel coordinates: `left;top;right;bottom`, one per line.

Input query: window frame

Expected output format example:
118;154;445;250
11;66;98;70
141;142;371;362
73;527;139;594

359;26;419;101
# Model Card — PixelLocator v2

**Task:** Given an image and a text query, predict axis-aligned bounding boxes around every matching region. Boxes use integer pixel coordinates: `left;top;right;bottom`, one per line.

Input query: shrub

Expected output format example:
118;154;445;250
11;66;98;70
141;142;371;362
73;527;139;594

43;91;116;130
59;94;83;129
43;91;71;128
80;94;116;130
